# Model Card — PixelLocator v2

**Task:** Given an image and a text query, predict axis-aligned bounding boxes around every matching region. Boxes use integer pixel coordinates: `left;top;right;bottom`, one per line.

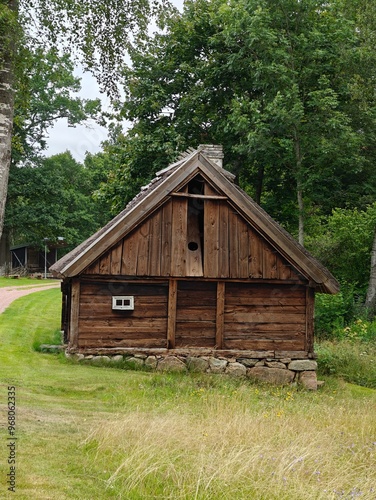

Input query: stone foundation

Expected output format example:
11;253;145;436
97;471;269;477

66;351;319;390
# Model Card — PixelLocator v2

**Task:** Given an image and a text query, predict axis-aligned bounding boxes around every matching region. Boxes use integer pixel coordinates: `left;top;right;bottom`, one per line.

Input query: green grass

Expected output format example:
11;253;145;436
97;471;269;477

0;277;60;287
0;290;375;499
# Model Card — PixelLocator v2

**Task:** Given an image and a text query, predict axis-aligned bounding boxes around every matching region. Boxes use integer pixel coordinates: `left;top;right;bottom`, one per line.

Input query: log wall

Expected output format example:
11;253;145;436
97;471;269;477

72;279;310;353
77;281;169;349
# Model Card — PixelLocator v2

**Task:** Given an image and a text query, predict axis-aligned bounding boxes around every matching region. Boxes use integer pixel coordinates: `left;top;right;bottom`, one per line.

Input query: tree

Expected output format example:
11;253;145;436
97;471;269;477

5;151;112;248
0;0;172;240
105;0;376;242
12;46;101;166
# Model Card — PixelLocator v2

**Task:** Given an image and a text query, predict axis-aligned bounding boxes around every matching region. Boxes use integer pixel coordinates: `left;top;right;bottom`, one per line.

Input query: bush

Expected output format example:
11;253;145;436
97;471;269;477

316;340;376;388
314;280;369;340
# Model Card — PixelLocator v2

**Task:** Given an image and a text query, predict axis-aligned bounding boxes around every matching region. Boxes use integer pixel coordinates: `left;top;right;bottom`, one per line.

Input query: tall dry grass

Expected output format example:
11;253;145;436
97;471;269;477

84;386;376;499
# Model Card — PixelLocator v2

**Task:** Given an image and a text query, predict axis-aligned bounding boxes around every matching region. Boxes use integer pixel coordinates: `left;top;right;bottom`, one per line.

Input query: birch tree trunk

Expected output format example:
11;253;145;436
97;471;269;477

365;228;376;317
0;0;18;241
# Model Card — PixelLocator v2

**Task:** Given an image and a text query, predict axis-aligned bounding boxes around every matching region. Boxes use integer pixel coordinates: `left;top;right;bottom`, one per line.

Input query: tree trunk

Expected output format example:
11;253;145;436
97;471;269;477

297;183;304;246
0;0;18;242
0;60;15;242
293;126;304;246
255;163;265;205
365;228;376;317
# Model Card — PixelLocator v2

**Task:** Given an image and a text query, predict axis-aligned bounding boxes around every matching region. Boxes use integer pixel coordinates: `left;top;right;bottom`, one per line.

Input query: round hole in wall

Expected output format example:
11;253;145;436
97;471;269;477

188;241;199;251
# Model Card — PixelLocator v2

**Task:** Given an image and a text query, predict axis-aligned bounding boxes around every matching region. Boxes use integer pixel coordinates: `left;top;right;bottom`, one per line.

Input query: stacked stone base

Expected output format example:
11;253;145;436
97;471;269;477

66;351;319;390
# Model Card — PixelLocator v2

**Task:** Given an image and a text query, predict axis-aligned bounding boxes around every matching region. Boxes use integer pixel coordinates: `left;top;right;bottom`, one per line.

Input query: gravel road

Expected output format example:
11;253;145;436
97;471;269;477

0;281;61;314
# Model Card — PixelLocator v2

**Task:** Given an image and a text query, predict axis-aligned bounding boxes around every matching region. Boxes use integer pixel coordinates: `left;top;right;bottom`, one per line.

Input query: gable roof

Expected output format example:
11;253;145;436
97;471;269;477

50;146;339;294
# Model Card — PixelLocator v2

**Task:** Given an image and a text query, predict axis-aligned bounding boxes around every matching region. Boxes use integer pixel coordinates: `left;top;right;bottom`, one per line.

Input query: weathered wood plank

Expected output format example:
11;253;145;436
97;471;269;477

171;192;227;200
223;330;304;340
78;338;167;348
176;307;217;321
263;245;277;279
225;283;305;298
122;231;138;275
70;280;80;348
238;218;249;278
216;282;225;349
171;198;188;276
219;203;229;277
224;312;305;323
204;199;220;277
135;219;150;275
79;304;168;318
229;210;240;278
224;304;305;314
186;204;203;276
225;296;306;306
79;321;168;334
224;322;305;333
224;339;306;350
110;241;123;275
174;337;217;348
161;200;172;276
148;210;162;276
85;260;99;274
99;251;111;275
167;279;177;348
249;226;263;278
306;287;315;353
80;282;168;296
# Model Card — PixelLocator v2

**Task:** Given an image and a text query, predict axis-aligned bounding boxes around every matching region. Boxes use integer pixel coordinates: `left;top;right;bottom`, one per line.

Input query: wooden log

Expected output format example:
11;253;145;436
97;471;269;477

167;279;177;348
224;339;306;350
216;282;225;349
171;192;227;200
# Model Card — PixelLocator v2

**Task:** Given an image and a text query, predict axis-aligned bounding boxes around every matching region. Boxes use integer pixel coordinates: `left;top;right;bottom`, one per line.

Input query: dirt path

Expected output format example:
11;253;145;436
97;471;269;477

0;281;61;314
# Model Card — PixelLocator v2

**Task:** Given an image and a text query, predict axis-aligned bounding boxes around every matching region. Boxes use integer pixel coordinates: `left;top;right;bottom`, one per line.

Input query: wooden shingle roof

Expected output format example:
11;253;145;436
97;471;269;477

50;146;339;294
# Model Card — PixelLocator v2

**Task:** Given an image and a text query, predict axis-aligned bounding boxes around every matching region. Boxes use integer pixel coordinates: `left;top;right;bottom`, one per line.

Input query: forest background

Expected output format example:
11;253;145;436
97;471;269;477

2;0;376;342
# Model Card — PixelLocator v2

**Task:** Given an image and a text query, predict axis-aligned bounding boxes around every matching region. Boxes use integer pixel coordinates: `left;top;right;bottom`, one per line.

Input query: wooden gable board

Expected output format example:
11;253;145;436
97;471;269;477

51;150;339;294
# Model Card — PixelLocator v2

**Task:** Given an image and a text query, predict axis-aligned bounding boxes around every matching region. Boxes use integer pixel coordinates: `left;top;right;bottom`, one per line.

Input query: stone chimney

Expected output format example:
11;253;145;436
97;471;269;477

198;144;224;168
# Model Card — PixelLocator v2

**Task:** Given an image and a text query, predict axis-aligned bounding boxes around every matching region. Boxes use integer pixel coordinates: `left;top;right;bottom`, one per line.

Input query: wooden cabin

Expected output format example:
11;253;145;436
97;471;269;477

50;145;339;386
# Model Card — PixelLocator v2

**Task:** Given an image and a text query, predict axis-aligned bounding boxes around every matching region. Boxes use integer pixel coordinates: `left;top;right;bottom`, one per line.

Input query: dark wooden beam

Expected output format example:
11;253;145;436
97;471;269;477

167;279;177;349
216;282;225;349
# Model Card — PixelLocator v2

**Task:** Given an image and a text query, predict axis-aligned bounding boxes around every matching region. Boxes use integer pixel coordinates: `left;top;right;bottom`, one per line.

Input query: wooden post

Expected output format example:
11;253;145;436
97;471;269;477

70;279;80;349
216;281;225;349
306;287;315;354
167;279;177;349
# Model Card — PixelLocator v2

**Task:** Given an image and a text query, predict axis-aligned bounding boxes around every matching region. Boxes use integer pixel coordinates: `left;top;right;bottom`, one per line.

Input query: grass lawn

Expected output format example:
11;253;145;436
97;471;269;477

0;289;375;499
0;277;60;288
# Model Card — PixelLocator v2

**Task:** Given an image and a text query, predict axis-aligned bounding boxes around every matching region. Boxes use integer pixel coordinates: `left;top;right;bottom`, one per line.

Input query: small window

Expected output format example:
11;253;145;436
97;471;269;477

112;296;134;310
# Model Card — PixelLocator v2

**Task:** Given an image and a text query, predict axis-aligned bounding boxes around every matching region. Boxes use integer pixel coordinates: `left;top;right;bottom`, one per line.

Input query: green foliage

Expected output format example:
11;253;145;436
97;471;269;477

5;151;112;248
12;46;101;166
21;0;174;96
307;204;376;293
95;0;376;239
316;340;376;388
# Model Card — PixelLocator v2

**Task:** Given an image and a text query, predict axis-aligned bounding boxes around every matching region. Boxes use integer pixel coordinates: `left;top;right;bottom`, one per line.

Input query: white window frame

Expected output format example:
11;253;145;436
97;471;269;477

112;296;134;310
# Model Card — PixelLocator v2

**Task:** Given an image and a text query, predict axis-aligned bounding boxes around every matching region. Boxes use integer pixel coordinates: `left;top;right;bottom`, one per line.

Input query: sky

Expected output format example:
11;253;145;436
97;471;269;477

44;0;185;162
